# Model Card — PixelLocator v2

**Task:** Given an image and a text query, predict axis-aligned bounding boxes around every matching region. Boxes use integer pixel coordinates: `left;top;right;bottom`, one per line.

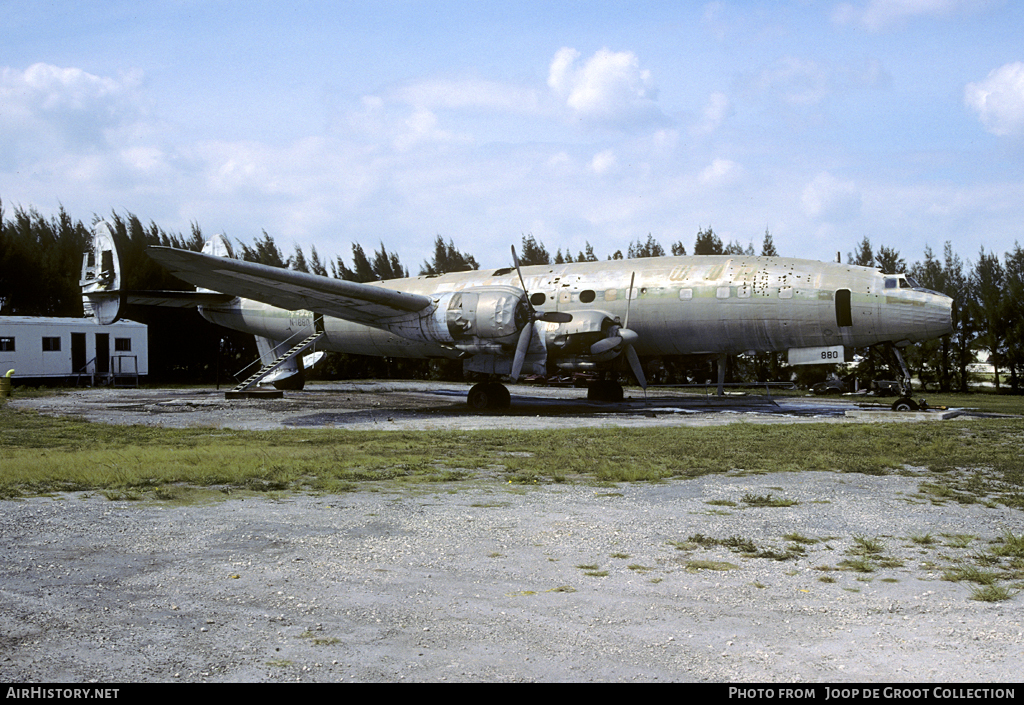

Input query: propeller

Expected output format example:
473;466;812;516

589;272;646;389
509;246;572;381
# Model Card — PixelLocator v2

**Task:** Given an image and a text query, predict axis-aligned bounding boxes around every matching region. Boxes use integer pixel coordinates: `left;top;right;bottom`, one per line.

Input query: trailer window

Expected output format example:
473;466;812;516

0;337;13;352
115;338;132;352
42;337;61;352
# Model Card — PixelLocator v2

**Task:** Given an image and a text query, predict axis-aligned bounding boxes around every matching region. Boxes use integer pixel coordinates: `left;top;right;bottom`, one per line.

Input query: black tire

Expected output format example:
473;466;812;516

272;371;305;391
892;397;919;412
467;382;510;410
467;383;492;410
587;380;624;402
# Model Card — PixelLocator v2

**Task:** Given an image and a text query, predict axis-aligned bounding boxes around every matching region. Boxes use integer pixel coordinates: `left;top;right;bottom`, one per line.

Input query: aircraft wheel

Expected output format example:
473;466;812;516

891;397;919;412
272;373;305;391
467;382;511;410
587;380;623;402
491;383;511;409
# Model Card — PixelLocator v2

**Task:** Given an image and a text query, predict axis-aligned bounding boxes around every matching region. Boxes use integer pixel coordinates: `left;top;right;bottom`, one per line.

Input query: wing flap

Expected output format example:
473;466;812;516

121;291;238;308
147;246;433;324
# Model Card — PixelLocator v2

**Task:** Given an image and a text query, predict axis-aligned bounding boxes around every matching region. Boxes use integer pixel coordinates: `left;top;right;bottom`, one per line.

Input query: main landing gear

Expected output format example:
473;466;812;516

586;379;624;402
467;381;511;410
465;378;627;409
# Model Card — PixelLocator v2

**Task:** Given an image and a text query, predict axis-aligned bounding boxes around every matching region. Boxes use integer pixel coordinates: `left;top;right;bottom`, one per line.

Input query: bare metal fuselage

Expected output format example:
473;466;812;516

197;255;953;370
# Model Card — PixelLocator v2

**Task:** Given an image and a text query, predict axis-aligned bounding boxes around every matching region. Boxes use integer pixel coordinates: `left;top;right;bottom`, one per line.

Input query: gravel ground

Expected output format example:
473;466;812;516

2;383;1022;682
5;380;928;432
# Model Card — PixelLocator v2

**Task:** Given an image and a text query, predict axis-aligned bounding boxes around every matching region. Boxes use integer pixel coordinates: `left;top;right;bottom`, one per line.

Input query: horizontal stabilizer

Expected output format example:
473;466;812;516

147;246;433;325
120;290;237;308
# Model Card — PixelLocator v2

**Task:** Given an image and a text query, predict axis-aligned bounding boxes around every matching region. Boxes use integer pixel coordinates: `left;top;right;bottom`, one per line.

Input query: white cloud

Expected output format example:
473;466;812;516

754;57;830;107
699;158;744;187
965;62;1024;137
695;92;733;135
590;149;618;174
547;47;665;128
801;172;862;221
394;108;457;151
391;78;541;114
0;63;142;156
832;0;991;32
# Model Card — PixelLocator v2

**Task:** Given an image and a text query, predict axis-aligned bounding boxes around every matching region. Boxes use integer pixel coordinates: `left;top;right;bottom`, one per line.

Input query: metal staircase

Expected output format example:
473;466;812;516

230;320;325;394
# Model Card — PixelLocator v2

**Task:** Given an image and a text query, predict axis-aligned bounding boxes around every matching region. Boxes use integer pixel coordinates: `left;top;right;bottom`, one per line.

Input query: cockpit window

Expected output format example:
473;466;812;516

885;275;915;289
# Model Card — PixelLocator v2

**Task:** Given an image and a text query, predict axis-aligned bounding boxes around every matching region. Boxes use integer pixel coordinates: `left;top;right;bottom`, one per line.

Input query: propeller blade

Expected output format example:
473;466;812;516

510;323;533;381
511;245;527;292
511;245;572;321
590;335;622;355
624;344;647;389
624;272;635;330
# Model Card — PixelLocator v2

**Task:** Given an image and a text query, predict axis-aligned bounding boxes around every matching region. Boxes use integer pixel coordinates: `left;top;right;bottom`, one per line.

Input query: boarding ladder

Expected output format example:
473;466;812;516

230;318;325;393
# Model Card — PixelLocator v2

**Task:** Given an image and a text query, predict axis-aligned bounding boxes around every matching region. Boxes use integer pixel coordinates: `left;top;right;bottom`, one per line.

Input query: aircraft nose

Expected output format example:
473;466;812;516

885;289;954;343
924;292;955;340
940;293;954;337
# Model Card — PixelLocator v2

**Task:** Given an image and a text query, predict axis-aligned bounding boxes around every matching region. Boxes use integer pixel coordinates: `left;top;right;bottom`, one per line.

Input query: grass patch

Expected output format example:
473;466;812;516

784;532;819;545
850;536;885;555
943;564;998;585
839;558;875;573
685;560;739;571
2;406;1024;499
910;533;936;546
741;492;798;507
970;584;1016;602
991;530;1024;559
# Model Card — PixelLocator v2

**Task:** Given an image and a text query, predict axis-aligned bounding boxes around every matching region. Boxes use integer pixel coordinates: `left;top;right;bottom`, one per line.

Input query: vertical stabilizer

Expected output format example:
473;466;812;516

198;234;235;295
81;221;123;324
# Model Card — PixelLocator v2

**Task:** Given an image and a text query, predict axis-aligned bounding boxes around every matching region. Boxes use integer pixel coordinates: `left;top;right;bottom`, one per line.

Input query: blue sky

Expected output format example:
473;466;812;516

2;1;1023;273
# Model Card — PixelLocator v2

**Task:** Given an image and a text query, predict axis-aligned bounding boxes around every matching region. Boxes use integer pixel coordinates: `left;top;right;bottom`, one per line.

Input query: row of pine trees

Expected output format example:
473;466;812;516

2;199;1022;391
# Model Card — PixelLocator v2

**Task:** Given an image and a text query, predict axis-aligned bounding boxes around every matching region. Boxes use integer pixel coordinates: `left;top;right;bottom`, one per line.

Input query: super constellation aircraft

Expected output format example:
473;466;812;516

81;221;953;410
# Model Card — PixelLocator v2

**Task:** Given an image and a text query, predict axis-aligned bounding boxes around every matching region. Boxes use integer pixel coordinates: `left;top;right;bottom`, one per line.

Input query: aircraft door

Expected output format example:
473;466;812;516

835;289;853;328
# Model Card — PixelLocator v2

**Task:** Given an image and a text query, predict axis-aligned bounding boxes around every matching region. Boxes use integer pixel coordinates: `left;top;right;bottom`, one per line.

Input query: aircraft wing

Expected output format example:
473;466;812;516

147;246;433;324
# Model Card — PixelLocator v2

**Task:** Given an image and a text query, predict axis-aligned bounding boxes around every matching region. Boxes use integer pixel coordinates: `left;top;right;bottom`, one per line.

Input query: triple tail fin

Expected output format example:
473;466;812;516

81;221;235;324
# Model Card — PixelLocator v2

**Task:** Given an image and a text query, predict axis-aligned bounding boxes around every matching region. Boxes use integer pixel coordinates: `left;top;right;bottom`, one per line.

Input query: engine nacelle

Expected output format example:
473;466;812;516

545;309;614;355
440;286;530;345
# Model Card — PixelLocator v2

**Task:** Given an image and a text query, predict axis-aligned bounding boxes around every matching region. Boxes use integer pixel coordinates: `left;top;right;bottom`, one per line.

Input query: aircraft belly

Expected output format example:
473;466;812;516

321;317;458;358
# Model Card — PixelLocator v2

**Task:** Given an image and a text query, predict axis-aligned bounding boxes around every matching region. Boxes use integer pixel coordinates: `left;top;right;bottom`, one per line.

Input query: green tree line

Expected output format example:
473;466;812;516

2;198;1022;391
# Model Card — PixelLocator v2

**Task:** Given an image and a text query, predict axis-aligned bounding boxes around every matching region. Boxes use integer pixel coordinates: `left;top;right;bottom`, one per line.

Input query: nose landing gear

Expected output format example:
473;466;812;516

880;342;928;412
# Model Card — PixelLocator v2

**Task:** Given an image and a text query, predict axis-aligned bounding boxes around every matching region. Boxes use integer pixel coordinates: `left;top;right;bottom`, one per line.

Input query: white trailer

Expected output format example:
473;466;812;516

0;316;148;386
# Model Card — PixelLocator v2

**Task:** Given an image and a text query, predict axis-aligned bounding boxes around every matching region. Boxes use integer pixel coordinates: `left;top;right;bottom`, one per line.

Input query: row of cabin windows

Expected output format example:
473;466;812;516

528;286;790;305
0;337;132;352
528;286;855;330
